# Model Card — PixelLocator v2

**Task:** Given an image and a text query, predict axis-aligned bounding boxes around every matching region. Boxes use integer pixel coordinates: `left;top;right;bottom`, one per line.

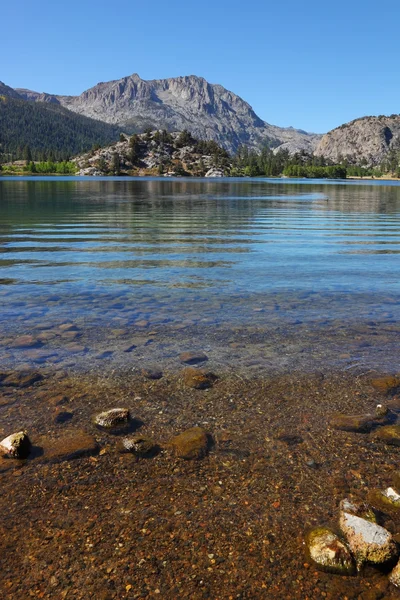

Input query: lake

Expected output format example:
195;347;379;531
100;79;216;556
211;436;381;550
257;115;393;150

1;176;400;375
2;177;400;599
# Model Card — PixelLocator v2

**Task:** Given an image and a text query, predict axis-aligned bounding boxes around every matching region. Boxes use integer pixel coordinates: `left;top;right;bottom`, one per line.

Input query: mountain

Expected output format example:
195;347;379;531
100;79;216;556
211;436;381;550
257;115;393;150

0;81;23;100
315;115;400;166
0;92;120;159
16;73;321;154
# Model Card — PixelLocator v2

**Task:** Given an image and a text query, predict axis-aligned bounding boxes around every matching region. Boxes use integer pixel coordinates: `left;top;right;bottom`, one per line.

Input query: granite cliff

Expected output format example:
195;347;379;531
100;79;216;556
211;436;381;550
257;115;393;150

315;115;400;166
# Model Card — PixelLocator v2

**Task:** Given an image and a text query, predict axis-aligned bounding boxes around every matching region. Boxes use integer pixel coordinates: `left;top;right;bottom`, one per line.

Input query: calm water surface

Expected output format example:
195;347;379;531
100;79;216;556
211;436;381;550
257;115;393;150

1;176;400;374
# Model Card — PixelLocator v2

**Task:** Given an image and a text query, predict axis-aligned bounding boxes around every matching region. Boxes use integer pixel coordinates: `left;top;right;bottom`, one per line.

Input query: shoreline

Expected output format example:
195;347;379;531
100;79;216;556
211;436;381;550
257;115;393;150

2;172;400;182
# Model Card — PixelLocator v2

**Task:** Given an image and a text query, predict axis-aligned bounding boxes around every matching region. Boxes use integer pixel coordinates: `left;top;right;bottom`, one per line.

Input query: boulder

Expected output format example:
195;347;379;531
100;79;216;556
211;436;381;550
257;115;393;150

205;168;224;178
169;427;210;459
340;510;397;568
182;367;216;389
94;408;130;428
306;526;355;575
0;430;31;458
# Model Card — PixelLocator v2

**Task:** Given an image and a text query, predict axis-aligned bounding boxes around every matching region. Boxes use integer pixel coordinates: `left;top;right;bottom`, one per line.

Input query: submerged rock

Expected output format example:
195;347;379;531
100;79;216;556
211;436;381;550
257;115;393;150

0;370;43;388
306;526;355;575
373;425;400;446
389;560;400;587
141;367;163;380
169;427;210;459
182;367;217;389
339;498;377;523
330;413;377;433
40;431;99;463
119;435;157;457
367;487;400;514
375;403;389;417
179;351;208;365
94;408;130;428
9;335;41;349
371;376;400;394
0;430;31;459
340;510;397;568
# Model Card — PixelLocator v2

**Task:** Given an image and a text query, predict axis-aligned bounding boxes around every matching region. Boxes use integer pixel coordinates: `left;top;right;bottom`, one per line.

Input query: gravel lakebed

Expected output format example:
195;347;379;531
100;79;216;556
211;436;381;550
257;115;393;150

2;362;400;599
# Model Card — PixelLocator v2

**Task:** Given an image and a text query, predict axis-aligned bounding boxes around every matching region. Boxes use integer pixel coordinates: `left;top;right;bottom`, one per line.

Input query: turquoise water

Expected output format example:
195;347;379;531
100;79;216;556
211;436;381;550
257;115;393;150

1;177;400;373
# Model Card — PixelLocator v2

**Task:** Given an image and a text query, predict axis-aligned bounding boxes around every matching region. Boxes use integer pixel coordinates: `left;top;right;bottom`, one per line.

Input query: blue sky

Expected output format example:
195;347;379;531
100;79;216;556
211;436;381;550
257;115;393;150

3;0;399;133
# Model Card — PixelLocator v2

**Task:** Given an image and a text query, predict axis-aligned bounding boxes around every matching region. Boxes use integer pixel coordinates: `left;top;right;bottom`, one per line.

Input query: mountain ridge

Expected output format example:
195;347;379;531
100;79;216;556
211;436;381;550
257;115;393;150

15;73;321;154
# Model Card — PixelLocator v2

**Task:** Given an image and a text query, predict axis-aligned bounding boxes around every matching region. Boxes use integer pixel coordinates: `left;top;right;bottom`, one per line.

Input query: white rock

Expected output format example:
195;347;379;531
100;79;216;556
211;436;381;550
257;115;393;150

94;408;130;428
384;487;400;504
205;168;224;178
0;430;31;458
340;511;397;567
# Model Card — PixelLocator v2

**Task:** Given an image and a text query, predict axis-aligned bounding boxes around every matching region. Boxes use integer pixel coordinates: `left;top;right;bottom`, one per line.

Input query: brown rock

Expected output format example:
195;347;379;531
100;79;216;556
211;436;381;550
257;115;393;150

9;335;41;349
374;425;400;446
330;413;376;433
64;343;87;353
179;351;208;365
169;427;210;459
182;367;216;389
39;431;99;463
371;376;400;394
59;323;79;332
141;367;163;380
119;435;158;457
0;370;43;388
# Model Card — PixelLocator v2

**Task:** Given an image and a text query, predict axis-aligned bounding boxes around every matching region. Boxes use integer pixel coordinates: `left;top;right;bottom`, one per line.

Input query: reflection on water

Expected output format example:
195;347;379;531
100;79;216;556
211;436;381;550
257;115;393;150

1;177;400;373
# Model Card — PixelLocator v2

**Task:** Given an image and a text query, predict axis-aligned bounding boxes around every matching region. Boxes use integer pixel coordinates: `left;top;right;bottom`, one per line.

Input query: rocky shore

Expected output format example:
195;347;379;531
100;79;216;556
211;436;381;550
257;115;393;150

2;365;400;598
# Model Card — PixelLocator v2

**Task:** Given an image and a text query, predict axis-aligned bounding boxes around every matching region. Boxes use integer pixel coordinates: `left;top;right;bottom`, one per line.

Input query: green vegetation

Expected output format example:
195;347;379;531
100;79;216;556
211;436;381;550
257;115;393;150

232;144;400;179
283;164;347;178
1;160;77;175
0;96;119;162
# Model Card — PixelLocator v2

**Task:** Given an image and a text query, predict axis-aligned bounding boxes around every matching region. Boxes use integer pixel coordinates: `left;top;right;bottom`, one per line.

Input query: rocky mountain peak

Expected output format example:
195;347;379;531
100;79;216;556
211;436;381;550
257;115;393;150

15;72;319;154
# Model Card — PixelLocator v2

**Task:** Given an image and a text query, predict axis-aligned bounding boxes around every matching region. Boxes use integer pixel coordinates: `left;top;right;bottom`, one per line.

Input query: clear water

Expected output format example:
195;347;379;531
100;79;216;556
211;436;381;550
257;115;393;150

1;176;400;374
